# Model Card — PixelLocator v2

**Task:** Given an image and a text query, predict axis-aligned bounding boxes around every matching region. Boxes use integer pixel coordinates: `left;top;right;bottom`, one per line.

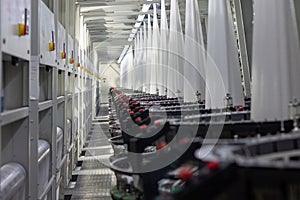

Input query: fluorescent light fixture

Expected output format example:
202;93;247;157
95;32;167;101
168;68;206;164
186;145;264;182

134;22;142;28
132;29;138;34
137;14;145;22
131;3;151;32
142;3;152;12
129;33;136;38
119;1;152;63
117;45;130;64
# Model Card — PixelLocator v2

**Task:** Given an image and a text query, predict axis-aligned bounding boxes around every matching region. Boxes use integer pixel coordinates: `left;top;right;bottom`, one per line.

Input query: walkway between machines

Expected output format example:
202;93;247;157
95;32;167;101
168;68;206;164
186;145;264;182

65;104;115;200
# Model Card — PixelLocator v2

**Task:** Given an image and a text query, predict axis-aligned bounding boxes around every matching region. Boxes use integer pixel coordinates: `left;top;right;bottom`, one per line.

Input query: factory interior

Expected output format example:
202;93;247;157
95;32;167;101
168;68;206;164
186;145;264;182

1;0;300;199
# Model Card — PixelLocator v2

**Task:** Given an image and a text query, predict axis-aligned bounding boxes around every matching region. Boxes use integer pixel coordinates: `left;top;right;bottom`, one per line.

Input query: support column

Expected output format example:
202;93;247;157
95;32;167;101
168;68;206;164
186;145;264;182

28;0;40;199
52;0;59;198
63;0;70;187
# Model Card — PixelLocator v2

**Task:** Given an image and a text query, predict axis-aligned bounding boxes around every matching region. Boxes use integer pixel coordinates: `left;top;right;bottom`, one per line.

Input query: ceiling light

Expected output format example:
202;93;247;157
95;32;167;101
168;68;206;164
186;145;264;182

134;22;142;28
137;14;145;22
129;33;136;38
117;45;130;64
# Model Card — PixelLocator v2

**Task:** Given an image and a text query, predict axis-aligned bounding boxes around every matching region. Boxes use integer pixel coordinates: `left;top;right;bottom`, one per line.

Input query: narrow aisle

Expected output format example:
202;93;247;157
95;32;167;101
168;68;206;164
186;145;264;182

65;104;115;200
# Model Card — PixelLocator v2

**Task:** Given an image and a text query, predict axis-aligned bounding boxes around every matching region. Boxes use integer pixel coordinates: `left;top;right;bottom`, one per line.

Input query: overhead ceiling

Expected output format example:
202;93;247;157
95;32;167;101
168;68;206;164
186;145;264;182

76;0;208;71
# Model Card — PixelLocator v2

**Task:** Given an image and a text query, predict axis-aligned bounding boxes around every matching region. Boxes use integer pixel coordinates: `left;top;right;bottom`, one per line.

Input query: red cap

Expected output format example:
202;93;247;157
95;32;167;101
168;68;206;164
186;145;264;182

154;120;161;126
178;167;193;181
206;161;220;171
157;142;167;150
139;109;143;113
237;105;244;111
135;117;142;123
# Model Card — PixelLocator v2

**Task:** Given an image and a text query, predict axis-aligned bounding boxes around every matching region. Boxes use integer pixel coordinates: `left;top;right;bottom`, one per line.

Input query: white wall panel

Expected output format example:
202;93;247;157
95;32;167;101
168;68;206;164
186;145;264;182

85;55;89;69
1;0;30;60
39;2;56;66
79;49;84;68
57;22;66;69
68;34;74;72
74;42;78;73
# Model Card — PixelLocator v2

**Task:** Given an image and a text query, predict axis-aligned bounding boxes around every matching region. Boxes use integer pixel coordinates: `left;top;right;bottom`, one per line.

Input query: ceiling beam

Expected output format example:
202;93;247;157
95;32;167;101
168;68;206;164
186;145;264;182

86;26;133;30
80;11;141;17
93;41;132;48
84;17;136;23
77;0;160;6
89;30;132;34
80;5;140;12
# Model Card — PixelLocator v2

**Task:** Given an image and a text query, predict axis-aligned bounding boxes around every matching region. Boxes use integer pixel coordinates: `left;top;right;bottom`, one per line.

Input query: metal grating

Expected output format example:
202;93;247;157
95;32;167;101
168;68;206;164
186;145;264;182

65;105;115;200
